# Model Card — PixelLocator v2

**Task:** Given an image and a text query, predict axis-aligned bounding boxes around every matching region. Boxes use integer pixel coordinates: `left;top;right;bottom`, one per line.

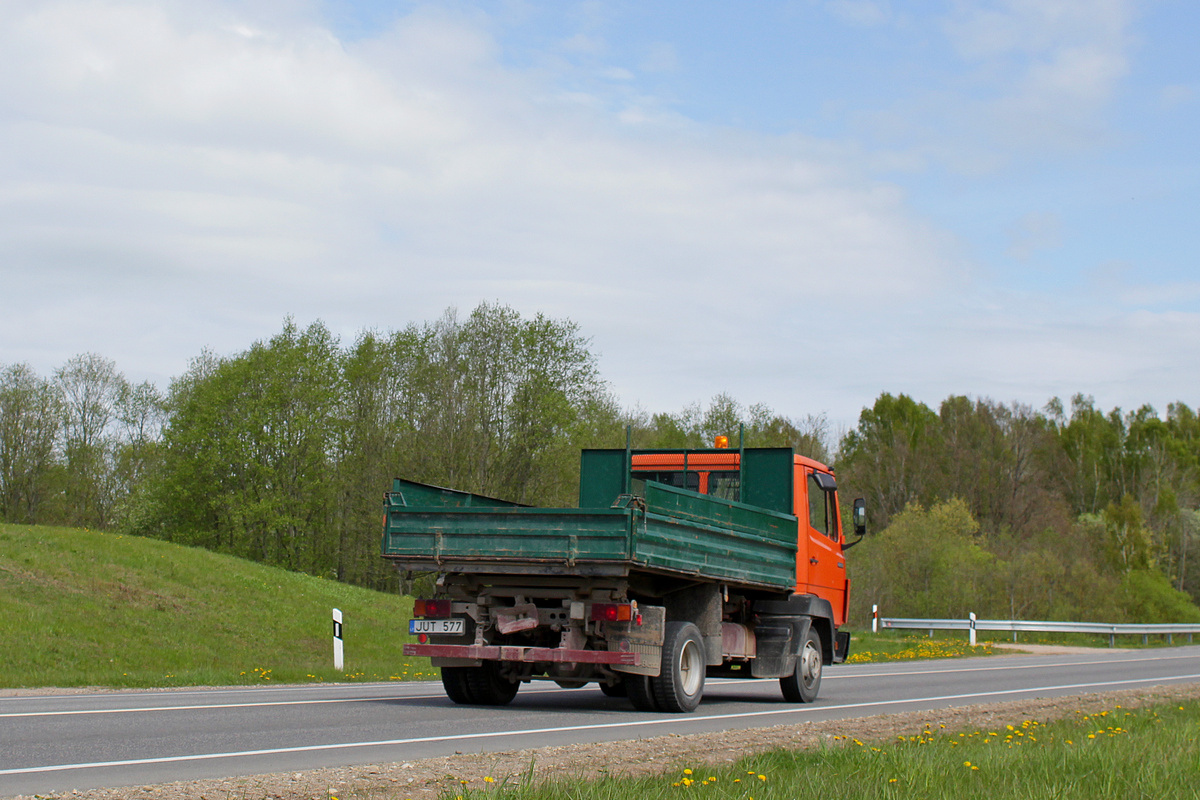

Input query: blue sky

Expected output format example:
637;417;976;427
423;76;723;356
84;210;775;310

1;0;1197;430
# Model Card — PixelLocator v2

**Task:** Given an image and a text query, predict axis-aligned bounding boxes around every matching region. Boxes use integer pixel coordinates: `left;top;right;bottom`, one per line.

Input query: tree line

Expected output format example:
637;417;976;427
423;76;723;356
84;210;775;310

3;304;1199;622
839;393;1200;624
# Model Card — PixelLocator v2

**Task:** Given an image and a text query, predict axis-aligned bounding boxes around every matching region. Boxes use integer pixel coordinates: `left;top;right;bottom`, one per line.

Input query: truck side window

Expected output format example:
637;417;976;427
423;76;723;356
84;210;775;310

808;474;837;540
707;471;740;502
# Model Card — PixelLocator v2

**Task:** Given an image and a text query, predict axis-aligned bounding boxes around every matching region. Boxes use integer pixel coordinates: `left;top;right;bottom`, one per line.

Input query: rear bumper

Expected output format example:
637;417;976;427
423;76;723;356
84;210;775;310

403;643;640;665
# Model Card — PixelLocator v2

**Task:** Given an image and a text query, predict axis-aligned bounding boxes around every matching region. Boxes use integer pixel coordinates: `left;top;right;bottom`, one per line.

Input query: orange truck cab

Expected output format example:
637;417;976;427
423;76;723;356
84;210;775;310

630;450;852;628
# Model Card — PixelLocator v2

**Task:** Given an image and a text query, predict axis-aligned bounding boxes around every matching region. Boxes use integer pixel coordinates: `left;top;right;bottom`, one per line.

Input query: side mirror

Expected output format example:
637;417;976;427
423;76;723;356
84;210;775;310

842;498;868;549
852;498;866;536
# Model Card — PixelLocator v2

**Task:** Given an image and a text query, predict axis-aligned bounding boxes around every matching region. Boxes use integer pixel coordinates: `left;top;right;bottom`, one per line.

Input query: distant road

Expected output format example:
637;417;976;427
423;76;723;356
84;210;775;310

4;646;1200;797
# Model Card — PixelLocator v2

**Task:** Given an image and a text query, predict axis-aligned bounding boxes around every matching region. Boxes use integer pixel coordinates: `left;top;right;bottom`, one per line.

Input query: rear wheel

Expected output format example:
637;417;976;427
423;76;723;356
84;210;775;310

651;621;706;713
599;678;628;697
626;674;660;711
780;627;822;703
467;662;520;705
442;663;519;705
441;667;476;704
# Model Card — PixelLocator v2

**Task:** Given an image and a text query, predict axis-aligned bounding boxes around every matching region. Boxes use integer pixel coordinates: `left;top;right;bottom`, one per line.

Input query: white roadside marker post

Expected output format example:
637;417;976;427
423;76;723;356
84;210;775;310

969;612;977;647
333;608;344;672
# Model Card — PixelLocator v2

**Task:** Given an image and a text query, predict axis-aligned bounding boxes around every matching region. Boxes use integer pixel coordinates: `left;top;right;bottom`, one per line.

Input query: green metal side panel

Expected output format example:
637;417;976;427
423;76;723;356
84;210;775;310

383;500;634;564
389;478;526;508
633;482;798;589
740;448;795;515
578;449;628;508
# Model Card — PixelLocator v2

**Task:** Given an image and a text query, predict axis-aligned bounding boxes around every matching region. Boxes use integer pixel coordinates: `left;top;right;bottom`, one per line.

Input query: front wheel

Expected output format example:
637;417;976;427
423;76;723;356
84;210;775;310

780;627;822;703
651;621;706;713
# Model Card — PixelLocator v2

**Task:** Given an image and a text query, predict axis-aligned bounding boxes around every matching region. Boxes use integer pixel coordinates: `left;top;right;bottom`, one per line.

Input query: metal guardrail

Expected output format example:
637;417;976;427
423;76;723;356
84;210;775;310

877;614;1200;647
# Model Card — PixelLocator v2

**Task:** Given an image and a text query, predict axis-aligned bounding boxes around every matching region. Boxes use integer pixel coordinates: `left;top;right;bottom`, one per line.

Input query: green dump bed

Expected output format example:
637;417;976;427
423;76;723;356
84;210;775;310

381;449;802;591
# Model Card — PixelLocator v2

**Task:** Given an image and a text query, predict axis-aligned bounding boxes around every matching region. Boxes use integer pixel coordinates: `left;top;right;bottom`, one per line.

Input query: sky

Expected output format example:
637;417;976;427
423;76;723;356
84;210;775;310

2;0;1197;430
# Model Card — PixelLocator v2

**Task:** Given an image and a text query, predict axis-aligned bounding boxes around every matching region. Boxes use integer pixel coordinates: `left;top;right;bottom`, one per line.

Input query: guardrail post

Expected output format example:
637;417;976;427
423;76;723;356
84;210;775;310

969;612;976;647
333;608;344;671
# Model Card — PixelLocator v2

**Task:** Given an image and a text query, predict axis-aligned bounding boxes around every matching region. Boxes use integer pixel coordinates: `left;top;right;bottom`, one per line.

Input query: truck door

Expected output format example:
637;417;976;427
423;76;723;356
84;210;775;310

802;468;848;625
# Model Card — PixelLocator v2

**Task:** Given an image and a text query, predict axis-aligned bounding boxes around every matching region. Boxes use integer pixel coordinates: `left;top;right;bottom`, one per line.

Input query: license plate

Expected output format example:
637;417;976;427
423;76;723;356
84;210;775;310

409;618;465;635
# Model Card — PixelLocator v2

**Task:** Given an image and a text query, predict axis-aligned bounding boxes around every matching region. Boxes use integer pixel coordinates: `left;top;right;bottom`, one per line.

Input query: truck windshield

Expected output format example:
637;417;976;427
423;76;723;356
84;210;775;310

635;471;699;492
707;471;740;501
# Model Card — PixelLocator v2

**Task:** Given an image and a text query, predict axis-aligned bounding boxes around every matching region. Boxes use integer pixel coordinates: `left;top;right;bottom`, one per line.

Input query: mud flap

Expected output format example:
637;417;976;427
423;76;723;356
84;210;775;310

832;629;851;663
751;615;812;678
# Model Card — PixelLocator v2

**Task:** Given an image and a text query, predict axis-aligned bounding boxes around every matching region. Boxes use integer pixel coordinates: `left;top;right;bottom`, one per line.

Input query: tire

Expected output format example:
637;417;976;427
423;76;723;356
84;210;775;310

780;627;822;703
599;679;628;697
441;667;477;705
626;673;660;711
466;662;520;705
443;663;519;706
651;621;706;713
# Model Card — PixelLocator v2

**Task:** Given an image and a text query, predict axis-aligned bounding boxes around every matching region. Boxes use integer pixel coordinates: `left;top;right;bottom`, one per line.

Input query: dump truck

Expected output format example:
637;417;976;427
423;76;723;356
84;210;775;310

382;441;866;712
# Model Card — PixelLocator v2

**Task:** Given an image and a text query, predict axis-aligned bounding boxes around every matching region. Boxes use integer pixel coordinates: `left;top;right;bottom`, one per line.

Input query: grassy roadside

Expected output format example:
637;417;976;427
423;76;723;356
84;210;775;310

846;631;997;662
0;523;434;688
444;698;1200;800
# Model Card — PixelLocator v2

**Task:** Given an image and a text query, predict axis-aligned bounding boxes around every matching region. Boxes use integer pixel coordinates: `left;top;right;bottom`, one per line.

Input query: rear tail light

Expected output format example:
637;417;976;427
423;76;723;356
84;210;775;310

413;598;451;617
590;602;634;622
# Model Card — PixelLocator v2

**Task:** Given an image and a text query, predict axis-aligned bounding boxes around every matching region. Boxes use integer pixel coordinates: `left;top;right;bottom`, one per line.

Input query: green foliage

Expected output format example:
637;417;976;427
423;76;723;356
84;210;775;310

127;304;618;589
6;307;1200;622
850;499;996;619
1119;569;1200;623
626;392;832;461
0;363;62;523
0;523;432;687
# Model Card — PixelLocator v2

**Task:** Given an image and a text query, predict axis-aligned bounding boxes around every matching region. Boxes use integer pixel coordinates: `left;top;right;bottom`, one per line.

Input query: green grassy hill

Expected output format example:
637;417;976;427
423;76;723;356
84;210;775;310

0;523;432;688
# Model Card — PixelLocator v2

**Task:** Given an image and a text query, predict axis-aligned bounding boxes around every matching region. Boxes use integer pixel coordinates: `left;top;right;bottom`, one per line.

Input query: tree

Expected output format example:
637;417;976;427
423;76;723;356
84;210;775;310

0;363;62;523
55;353;127;527
849;499;996;620
839;393;939;528
141;319;343;575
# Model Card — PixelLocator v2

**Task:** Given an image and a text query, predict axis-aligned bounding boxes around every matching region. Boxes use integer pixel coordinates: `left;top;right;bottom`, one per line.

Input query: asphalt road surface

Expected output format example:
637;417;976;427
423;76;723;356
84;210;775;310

4;646;1200;797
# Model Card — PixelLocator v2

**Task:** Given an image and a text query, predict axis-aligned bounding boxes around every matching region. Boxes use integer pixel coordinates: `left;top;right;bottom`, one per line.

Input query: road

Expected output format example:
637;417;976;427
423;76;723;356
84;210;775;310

4;646;1200;797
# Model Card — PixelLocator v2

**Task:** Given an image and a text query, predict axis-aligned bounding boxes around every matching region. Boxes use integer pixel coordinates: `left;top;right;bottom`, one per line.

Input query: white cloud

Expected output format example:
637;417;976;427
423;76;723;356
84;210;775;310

1006;212;1062;260
937;0;1134;155
0;0;1193;424
825;0;891;27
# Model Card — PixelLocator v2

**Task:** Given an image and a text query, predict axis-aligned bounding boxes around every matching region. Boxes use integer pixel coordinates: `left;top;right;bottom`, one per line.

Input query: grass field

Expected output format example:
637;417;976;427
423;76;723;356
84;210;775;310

0;523;433;688
445;698;1200;800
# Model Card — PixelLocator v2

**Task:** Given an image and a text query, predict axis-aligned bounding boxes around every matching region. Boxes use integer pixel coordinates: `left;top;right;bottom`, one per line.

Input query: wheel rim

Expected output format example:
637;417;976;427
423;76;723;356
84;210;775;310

801;640;822;690
678;637;704;696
